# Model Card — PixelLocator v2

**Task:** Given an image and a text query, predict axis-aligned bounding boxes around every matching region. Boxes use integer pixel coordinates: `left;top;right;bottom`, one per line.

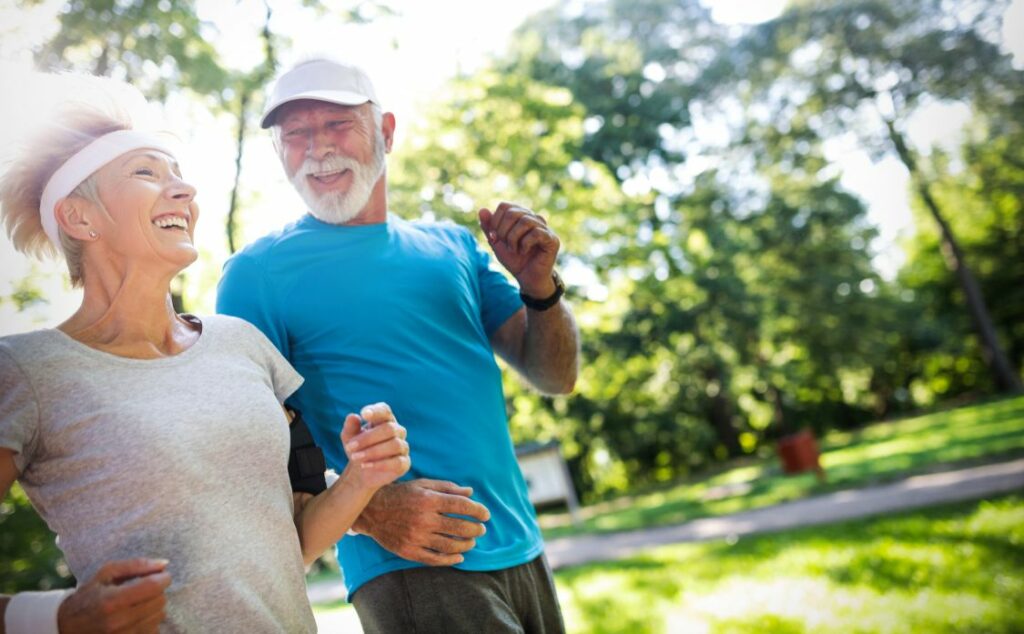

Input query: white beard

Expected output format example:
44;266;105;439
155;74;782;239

289;129;386;225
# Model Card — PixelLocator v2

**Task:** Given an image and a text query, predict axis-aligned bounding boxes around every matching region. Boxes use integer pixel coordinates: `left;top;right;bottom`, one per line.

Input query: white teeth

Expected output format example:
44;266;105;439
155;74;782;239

153;216;188;230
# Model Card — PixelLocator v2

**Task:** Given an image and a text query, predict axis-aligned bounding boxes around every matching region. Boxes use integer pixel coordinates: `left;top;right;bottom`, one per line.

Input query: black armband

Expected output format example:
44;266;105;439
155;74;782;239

288;409;327;495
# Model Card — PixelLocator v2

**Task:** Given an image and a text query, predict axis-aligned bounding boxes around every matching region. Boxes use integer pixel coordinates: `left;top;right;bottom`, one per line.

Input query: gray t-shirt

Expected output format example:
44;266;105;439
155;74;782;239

0;314;317;633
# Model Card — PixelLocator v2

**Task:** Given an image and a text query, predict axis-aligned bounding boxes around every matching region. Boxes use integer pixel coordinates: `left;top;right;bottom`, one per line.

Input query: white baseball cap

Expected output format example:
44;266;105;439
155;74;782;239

260;59;379;129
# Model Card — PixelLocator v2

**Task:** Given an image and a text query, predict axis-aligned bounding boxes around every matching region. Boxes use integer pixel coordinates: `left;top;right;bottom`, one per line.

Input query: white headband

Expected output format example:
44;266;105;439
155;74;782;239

39;129;176;248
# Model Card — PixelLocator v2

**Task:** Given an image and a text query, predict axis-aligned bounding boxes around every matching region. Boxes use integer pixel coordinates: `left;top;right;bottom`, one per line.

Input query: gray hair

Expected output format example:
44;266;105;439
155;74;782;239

0;104;128;288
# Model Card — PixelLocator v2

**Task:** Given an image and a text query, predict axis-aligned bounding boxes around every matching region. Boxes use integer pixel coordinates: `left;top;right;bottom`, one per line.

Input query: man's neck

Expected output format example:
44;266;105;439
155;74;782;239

343;176;389;225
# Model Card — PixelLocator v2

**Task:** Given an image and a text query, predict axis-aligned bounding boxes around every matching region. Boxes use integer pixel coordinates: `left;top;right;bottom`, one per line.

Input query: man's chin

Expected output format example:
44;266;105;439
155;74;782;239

305;197;364;225
309;209;362;225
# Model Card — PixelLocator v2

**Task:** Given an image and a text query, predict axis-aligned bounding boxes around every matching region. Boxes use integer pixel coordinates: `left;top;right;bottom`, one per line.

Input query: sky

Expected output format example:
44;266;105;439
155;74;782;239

0;0;1022;336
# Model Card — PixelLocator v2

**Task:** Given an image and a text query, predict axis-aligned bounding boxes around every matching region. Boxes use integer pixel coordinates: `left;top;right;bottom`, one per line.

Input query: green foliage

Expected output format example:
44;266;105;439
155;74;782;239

0;483;71;593
711;0;1024;394
509;0;722;178
34;0;229;104
2;275;47;311
554;494;1024;633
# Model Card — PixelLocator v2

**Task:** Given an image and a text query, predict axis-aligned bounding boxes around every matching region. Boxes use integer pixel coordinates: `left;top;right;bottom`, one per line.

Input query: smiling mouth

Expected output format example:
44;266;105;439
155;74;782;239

152;216;189;231
308;169;350;185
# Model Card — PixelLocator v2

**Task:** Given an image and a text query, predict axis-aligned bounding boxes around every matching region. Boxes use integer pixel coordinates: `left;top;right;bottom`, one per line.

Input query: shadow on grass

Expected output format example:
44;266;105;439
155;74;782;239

821;527;1024;595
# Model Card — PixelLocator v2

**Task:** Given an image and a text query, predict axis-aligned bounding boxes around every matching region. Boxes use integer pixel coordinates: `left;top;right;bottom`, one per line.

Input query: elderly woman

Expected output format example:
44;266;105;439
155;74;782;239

0;92;410;632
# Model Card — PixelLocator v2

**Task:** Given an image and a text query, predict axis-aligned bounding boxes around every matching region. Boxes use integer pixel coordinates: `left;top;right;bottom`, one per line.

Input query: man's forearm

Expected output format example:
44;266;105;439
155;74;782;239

521;301;579;394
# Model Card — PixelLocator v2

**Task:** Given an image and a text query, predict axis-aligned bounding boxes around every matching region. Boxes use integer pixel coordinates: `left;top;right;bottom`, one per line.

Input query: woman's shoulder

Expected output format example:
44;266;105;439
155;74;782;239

189;313;258;337
0;330;66;383
189;314;276;351
0;329;62;357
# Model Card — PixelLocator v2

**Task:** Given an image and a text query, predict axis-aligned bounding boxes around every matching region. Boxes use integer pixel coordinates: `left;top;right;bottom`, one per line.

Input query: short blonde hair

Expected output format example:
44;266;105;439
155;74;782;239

0;104;131;287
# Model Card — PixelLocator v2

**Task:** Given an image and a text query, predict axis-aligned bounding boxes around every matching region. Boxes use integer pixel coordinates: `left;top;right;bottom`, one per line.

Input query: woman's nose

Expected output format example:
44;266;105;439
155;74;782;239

167;176;197;202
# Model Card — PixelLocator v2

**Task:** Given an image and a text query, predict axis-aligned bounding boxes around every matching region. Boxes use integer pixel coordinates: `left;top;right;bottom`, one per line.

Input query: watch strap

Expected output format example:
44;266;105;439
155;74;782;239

520;271;565;311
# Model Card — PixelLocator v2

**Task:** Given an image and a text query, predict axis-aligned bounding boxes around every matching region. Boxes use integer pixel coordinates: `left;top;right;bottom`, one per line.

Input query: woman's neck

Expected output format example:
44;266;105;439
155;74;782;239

59;263;199;359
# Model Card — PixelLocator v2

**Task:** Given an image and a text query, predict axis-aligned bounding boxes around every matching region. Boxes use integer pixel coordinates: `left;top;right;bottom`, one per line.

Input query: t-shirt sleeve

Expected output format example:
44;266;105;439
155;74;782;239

217;251;290;359
257;329;304;404
232;319;304;404
464;228;524;337
0;345;41;474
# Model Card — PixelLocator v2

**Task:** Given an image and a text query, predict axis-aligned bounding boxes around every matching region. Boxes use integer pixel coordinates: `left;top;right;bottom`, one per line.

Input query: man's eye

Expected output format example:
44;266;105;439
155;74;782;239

285;129;307;138
133;167;155;176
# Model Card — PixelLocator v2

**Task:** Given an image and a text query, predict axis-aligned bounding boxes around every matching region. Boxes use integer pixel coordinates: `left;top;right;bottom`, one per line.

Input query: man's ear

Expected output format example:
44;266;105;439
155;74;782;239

54;196;98;241
381;112;396;153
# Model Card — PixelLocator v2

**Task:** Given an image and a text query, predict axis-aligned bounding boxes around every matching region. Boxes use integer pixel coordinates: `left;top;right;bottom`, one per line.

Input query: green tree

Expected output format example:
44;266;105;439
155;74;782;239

503;0;895;451
713;0;1023;392
898;105;1024;400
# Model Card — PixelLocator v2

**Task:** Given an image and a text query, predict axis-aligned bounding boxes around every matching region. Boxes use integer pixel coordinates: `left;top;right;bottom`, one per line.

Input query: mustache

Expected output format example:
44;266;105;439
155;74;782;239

299;154;362;176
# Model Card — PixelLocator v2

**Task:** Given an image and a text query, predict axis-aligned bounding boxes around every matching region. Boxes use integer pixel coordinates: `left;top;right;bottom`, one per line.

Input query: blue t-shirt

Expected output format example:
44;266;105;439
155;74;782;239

216;213;543;597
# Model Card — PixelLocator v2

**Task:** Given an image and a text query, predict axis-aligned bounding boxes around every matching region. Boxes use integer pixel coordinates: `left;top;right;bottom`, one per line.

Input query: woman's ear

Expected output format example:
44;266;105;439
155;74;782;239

54;196;98;241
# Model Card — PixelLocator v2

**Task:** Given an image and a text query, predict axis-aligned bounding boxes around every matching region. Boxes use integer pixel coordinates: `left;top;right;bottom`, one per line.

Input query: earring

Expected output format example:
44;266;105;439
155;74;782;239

88;230;98;238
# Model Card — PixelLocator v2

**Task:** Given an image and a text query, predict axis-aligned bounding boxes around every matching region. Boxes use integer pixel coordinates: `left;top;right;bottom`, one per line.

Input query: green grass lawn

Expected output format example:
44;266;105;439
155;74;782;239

540;396;1024;540
312;495;1024;632
554;494;1024;634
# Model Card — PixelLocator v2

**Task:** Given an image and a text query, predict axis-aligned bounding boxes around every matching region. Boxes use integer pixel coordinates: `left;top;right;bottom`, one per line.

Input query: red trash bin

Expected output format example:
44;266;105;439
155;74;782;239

776;429;826;481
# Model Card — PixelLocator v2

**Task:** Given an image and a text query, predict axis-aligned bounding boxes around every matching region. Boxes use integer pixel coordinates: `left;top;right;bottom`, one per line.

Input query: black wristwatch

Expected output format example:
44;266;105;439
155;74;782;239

520;270;565;311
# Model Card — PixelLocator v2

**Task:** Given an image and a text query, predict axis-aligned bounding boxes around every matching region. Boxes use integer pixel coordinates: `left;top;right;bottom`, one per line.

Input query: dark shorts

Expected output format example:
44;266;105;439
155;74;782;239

351;555;566;634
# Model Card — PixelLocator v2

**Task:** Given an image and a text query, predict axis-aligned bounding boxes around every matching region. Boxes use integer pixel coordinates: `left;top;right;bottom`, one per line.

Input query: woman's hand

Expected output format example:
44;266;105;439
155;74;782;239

58;558;171;633
340;402;410;492
292;402;411;564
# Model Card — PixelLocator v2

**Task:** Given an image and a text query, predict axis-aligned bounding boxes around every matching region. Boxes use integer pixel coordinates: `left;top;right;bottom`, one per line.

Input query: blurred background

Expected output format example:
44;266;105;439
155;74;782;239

1;1;1022;632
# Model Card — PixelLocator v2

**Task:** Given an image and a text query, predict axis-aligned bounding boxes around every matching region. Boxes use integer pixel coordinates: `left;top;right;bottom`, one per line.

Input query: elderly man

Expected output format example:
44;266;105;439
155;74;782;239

217;58;579;632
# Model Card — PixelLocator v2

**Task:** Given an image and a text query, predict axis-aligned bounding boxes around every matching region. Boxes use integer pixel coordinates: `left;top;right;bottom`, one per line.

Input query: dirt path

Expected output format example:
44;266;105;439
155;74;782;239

545;457;1024;569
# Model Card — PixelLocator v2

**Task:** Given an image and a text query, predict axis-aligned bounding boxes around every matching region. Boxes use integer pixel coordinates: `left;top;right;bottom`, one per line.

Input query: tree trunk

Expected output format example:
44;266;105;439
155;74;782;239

868;369;893;419
225;91;249;255
767;384;790;436
886;119;1022;393
94;44;110;76
223;2;277;255
704;364;743;457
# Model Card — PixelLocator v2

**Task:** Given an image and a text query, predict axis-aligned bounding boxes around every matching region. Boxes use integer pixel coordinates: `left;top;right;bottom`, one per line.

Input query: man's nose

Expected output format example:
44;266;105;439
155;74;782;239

307;126;335;159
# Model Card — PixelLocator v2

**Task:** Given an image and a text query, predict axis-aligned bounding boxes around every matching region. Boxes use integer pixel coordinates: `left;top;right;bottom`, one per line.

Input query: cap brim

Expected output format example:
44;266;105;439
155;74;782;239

260;90;373;128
